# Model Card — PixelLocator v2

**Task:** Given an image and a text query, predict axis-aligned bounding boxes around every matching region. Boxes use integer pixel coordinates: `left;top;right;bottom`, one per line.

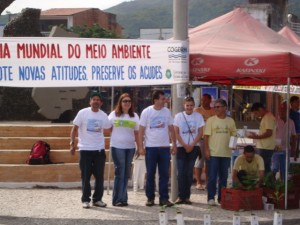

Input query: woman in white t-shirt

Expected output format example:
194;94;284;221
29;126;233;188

108;93;139;207
174;96;205;204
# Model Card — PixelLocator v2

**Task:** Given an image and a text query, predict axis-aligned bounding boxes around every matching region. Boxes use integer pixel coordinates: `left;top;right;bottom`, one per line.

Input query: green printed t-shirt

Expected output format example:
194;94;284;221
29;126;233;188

108;111;139;149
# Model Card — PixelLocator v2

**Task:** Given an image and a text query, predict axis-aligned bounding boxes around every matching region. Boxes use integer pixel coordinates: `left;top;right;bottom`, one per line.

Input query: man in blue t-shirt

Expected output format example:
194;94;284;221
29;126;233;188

289;96;300;158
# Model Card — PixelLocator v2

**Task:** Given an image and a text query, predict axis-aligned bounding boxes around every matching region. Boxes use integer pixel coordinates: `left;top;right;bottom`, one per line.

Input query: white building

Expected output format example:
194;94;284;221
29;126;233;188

140;28;173;40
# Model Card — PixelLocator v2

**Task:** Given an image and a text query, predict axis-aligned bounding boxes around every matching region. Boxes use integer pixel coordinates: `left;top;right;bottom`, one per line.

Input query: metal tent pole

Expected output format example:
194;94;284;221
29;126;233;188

284;78;291;209
170;0;188;202
107;87;114;195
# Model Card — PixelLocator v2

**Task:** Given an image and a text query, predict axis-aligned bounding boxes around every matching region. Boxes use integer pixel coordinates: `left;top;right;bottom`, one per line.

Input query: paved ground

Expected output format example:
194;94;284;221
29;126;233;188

0;184;300;225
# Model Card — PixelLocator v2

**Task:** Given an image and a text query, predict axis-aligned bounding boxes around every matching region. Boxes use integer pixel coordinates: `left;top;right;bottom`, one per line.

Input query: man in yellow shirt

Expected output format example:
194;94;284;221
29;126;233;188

233;145;264;188
204;99;236;206
247;102;276;174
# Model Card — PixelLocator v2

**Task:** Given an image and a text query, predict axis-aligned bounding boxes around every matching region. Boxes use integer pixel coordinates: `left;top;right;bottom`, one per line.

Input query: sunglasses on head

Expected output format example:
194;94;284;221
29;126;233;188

184;96;194;101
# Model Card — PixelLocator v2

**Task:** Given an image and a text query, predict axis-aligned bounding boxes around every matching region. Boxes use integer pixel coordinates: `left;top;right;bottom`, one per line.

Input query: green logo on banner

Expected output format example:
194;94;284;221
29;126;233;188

165;69;172;79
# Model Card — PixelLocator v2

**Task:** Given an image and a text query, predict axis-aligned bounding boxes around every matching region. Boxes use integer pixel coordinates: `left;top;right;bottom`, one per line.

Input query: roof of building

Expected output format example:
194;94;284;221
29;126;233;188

41;8;96;16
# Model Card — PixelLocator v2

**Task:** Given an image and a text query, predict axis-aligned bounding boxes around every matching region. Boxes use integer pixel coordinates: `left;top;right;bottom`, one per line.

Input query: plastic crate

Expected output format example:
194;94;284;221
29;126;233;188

292;174;300;187
275;191;299;209
221;188;263;211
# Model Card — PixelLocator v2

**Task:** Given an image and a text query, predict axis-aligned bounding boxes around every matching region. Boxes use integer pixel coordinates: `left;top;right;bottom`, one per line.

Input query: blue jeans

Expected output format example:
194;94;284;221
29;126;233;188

257;149;274;174
271;151;289;181
79;150;106;203
145;147;171;202
206;156;230;202
111;147;135;205
176;146;199;200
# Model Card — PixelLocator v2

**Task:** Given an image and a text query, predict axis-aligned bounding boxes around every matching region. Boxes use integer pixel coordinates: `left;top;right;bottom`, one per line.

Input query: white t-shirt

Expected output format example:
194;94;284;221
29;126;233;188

108;111;139;149
174;111;205;146
73;107;111;151
276;117;296;151
139;105;173;147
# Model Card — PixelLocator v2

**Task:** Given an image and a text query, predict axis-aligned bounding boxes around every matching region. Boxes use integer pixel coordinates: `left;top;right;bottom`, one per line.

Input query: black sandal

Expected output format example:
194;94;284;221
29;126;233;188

185;199;192;205
175;198;185;204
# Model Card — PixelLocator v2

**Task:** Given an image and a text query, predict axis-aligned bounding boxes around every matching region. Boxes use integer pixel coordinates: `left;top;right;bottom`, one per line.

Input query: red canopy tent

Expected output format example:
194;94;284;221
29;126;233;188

189;8;300;209
278;26;300;46
189;8;300;85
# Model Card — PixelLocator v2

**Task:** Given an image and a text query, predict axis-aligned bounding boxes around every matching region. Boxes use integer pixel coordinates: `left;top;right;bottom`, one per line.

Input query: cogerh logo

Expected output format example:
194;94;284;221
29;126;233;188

244;58;259;66
168;46;188;60
191;57;204;66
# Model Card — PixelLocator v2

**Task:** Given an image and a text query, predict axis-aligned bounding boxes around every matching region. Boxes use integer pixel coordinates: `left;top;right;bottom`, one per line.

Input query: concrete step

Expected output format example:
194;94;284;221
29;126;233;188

0;149;113;164
0;124;72;137
0;123;115;183
0;163;116;182
0;124;111;137
0;137;110;150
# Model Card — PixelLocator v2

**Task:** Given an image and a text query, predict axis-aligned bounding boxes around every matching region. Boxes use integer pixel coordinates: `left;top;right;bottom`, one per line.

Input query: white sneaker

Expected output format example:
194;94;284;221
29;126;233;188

208;199;216;206
82;202;90;208
93;200;107;207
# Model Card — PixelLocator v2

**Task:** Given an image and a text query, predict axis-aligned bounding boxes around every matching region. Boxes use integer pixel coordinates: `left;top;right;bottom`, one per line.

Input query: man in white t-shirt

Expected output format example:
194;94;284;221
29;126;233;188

138;90;176;207
70;91;111;209
272;102;297;180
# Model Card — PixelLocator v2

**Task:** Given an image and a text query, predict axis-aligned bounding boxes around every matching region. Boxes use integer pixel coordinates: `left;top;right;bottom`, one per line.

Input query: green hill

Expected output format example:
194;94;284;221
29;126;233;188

106;0;300;38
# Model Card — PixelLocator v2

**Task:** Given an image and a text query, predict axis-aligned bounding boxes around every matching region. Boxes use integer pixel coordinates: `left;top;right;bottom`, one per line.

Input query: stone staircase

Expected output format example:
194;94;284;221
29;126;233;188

0;123;114;184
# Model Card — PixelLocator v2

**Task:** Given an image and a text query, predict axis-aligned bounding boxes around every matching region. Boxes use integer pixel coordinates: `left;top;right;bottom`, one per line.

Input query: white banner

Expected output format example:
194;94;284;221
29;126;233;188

233;85;300;94
0;37;189;87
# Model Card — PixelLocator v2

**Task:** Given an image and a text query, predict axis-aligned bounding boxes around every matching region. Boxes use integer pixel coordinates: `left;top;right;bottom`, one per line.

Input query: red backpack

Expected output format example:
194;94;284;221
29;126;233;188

27;141;51;165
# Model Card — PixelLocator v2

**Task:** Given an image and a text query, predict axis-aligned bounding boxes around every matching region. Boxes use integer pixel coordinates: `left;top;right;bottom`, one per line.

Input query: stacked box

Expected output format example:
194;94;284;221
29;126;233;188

221;188;263;211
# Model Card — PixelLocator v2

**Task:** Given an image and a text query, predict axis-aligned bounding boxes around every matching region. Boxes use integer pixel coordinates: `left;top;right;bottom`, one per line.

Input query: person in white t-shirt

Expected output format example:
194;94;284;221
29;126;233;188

138;90;176;207
272;101;297;180
174;96;205;204
108;93;139;207
70;91;111;209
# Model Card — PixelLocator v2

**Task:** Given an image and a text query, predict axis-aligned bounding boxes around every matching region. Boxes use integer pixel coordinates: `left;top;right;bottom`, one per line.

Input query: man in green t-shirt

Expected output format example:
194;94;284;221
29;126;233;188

232;145;265;189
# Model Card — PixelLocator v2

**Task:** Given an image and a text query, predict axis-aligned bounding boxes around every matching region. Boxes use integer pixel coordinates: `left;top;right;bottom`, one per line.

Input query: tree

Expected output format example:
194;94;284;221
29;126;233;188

4;8;42;37
67;23;118;38
0;0;15;14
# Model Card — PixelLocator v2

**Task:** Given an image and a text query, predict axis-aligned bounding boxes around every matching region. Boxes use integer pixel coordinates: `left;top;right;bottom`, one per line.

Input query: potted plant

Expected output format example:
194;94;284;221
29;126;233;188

234;174;259;190
262;172;299;209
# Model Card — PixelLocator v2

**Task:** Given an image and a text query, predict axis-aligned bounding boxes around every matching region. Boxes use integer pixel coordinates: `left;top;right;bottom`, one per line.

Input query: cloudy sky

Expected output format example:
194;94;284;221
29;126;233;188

3;0;129;14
